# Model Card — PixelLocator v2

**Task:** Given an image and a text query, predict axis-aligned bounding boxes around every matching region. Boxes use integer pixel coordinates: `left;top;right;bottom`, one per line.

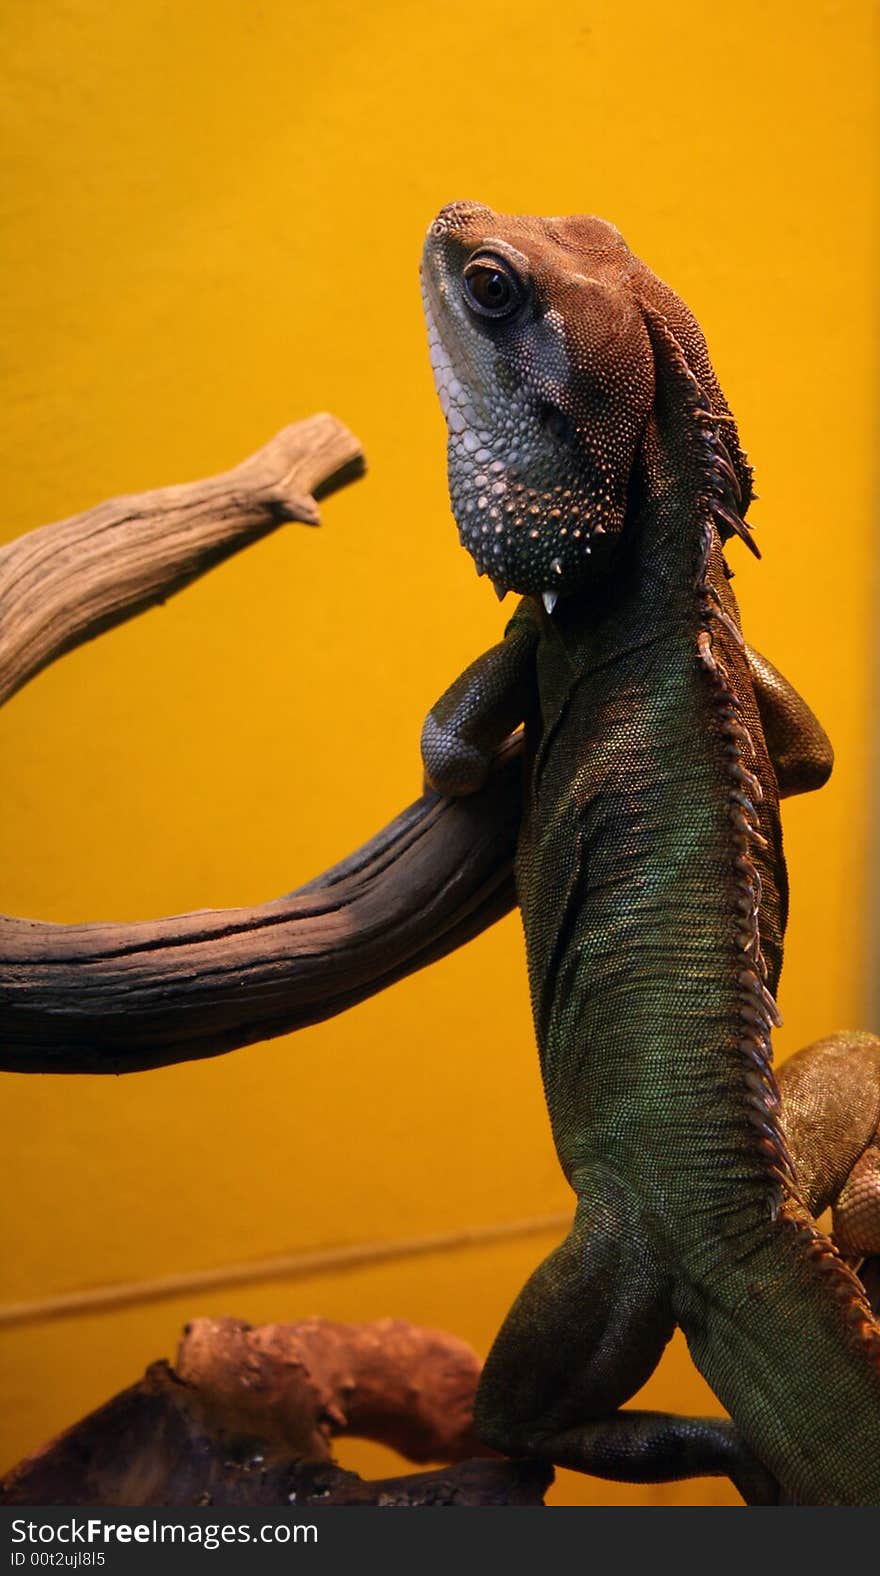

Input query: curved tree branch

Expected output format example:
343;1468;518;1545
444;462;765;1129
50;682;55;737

0;420;522;1073
0;740;521;1074
0;414;363;708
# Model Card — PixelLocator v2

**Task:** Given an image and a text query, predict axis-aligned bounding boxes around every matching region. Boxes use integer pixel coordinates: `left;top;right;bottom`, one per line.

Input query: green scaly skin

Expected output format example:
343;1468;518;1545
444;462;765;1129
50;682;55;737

419;202;880;1504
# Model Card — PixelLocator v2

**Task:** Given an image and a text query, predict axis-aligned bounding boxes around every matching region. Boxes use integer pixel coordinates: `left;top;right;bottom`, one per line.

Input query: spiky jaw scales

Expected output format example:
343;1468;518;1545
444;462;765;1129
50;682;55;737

422;209;629;609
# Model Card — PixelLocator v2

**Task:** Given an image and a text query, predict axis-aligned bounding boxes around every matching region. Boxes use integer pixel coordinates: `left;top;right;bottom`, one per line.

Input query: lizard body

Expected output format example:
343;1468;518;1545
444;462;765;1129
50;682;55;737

419;202;880;1504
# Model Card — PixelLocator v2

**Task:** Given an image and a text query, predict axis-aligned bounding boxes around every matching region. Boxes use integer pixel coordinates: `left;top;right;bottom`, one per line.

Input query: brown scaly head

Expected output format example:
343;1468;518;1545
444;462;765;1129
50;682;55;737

421;200;754;609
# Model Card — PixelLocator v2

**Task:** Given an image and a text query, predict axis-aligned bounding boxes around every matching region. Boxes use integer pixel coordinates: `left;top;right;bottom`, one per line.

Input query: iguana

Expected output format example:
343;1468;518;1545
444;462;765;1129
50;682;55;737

418;201;880;1505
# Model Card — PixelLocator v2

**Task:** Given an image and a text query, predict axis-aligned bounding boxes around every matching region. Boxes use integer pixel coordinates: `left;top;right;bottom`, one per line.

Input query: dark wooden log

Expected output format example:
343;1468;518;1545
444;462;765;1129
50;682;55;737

173;1314;487;1465
0;1317;551;1508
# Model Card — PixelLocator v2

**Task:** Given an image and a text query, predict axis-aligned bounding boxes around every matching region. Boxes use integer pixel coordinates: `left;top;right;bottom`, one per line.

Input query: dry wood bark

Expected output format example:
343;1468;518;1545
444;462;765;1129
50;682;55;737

174;1315;486;1464
0;420;521;1074
0;415;362;708
0;743;520;1073
0;1317;552;1508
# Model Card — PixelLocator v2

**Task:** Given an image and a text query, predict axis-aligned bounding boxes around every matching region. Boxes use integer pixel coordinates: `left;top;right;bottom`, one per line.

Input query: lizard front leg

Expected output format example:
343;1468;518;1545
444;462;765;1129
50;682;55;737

421;600;539;796
421;628;828;801
746;646;833;798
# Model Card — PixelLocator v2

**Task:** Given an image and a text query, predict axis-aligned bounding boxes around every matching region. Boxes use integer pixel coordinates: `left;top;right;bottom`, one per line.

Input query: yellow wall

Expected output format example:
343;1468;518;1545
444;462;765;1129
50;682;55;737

0;0;876;1506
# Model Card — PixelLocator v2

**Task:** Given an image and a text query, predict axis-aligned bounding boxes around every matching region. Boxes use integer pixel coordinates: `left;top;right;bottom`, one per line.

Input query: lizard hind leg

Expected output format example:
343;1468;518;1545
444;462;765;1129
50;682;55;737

475;1169;679;1472
473;1172;782;1501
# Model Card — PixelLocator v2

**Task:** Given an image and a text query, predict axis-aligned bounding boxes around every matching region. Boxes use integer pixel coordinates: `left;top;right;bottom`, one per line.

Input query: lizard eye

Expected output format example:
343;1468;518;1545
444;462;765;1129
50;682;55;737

462;254;523;319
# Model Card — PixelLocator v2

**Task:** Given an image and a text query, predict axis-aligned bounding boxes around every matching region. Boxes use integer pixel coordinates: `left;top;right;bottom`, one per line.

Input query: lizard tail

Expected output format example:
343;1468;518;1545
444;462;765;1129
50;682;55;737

678;1029;880;1506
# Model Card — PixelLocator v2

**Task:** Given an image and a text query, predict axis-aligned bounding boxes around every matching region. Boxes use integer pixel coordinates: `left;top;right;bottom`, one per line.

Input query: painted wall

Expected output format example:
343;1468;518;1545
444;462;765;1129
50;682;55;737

0;0;876;1505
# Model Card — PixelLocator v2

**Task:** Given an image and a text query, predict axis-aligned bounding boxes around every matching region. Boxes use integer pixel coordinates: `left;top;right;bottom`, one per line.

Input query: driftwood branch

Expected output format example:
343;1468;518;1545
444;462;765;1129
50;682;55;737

0;415;363;708
174;1315;486;1464
0;741;520;1073
0;419;522;1074
0;1317;552;1508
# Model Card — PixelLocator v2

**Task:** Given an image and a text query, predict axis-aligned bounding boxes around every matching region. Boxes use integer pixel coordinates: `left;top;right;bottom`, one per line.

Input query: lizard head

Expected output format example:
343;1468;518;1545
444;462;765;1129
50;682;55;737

421;200;752;610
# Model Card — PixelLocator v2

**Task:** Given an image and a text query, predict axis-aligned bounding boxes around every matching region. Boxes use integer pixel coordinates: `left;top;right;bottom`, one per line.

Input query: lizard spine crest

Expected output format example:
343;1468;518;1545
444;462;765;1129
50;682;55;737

648;308;796;1204
661;311;880;1364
